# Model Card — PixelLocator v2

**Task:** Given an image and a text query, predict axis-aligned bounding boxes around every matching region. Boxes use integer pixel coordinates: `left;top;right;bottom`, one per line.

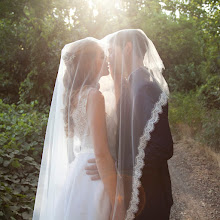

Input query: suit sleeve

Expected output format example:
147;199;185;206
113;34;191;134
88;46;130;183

134;84;173;168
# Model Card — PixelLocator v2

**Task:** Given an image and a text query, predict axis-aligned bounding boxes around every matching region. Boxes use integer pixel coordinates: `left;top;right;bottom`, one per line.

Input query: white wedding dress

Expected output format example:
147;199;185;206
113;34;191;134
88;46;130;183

54;87;117;220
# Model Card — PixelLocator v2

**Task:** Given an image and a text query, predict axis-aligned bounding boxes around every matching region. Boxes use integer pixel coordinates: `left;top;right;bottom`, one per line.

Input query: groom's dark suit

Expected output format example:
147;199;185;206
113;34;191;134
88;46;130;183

117;67;173;220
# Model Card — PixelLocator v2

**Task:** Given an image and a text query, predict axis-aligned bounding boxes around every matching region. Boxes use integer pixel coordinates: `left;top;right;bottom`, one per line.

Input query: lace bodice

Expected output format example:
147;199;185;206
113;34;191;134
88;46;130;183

71;87;117;159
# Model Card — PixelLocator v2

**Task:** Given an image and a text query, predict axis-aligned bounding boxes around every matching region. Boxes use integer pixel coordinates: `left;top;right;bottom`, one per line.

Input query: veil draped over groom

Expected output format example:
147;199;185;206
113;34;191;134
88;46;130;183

102;29;173;219
33;29;173;220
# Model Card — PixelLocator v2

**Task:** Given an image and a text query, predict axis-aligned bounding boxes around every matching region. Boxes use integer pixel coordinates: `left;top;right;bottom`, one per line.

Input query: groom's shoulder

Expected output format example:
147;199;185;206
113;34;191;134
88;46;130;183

131;67;161;95
131;67;149;82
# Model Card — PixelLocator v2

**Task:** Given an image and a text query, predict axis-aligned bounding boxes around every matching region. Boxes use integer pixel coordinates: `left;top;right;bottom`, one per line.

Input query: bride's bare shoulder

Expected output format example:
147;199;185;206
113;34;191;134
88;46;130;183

87;88;105;112
88;89;104;104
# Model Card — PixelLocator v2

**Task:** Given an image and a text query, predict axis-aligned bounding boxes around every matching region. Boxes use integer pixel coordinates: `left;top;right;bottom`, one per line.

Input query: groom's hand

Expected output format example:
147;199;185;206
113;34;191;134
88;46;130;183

85;158;101;181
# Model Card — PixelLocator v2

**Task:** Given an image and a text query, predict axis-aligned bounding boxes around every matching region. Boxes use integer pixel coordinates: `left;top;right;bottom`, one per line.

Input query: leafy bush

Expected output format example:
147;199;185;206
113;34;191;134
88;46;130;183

197;75;220;109
166;63;203;92
169;92;220;152
169;91;205;132
201;109;220;150
0;100;48;219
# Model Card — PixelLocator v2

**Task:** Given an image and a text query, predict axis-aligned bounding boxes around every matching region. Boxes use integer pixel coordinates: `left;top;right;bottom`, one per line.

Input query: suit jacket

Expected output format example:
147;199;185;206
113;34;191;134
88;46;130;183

116;67;173;219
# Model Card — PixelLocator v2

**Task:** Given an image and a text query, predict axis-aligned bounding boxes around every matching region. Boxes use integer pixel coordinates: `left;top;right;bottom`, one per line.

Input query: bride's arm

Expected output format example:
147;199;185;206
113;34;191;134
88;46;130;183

87;89;117;207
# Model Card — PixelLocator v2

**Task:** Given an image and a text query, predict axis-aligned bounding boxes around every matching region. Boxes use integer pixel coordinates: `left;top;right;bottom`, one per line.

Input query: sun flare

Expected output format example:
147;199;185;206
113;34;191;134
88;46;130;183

87;0;122;16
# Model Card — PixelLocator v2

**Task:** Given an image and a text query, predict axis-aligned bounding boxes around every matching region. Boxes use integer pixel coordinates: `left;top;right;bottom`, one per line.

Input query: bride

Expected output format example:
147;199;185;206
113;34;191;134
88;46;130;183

32;38;118;220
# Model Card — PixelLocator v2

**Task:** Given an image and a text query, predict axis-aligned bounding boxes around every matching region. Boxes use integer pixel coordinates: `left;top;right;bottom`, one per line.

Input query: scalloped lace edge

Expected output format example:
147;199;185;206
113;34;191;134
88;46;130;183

125;92;168;220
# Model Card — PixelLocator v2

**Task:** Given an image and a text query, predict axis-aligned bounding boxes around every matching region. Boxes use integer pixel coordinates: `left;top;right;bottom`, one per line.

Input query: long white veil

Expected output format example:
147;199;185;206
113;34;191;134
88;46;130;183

101;29;170;220
33;37;112;219
33;29;170;220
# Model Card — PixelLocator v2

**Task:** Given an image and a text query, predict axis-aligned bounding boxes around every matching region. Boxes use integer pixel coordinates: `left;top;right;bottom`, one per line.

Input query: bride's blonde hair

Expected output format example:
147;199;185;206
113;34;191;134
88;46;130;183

63;40;102;137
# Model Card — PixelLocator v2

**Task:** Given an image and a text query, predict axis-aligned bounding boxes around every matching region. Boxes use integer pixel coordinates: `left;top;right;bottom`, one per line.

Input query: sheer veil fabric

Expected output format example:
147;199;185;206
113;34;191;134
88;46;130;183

101;29;170;220
32;37;116;219
33;29;169;220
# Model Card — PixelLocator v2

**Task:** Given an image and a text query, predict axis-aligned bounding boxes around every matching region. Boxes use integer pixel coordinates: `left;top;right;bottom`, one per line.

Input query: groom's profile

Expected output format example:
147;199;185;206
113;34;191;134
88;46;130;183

85;29;173;220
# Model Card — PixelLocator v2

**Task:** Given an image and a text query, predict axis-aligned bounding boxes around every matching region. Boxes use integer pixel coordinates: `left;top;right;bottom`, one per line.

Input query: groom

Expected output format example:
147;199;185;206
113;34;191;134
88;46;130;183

85;29;173;219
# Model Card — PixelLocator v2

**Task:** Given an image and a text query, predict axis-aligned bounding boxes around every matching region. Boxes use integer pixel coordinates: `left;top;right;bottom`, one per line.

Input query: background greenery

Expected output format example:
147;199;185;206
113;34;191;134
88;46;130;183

0;0;219;219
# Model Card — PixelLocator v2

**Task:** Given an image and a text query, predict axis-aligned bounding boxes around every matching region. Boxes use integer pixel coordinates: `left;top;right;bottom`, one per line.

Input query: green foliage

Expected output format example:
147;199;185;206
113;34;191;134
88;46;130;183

0;0;77;105
0;100;48;219
169;92;205;131
1;0;219;105
166;63;203;92
201;109;220;149
169;92;220;151
197;75;220;109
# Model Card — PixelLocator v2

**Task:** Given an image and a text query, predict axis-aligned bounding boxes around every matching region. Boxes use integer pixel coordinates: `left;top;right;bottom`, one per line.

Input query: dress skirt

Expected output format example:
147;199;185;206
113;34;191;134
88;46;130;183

54;152;111;220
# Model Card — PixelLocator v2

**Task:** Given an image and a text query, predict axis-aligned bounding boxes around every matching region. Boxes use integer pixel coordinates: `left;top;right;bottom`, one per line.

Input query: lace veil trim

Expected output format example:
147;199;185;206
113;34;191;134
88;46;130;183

125;91;168;220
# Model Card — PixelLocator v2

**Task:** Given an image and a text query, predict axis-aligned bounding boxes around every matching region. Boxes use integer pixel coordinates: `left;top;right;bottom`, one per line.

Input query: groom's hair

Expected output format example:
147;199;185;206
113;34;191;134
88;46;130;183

111;29;148;59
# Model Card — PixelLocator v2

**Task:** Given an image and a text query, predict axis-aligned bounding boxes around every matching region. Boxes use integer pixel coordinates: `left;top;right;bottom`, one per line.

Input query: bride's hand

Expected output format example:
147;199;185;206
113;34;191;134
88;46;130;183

85;158;101;181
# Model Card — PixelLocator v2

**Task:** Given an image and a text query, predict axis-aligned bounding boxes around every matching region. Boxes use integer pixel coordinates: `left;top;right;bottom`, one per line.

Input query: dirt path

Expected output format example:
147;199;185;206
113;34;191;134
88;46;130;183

169;139;220;220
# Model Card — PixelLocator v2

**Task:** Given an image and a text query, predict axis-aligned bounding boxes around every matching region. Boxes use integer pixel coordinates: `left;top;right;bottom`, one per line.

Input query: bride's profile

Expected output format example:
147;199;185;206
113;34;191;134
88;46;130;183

32;37;117;220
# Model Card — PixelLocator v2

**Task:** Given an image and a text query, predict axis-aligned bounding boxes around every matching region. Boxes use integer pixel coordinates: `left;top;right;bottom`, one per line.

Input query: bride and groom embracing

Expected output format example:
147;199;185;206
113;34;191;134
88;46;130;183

33;29;173;220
